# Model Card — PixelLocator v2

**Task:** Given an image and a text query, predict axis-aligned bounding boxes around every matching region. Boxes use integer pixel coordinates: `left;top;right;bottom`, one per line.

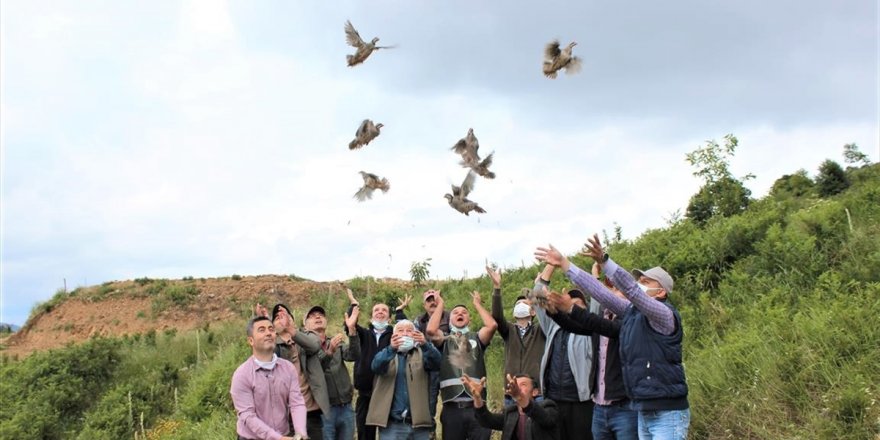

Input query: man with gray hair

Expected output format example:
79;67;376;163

230;316;309;440
366;319;441;440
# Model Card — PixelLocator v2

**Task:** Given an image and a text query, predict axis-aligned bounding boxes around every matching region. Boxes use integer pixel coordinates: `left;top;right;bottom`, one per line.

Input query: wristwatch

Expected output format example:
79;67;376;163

601;252;609;263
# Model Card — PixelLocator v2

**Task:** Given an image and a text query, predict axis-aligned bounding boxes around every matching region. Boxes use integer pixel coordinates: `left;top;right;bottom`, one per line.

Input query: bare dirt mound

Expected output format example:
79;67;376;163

3;274;408;358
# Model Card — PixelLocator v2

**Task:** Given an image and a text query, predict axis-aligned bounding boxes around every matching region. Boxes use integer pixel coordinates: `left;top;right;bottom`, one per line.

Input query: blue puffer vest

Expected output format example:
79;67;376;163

618;301;689;411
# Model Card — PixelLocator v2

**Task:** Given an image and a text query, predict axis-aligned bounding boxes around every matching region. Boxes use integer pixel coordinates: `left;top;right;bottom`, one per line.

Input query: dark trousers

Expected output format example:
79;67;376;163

556;400;594;440
307;409;324;440
356;394;376;440
439;403;491;440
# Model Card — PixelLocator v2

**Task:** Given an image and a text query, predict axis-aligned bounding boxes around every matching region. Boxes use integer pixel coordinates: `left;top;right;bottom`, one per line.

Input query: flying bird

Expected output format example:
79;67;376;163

354;171;390;201
444;171;486;216
452;129;495;179
447;332;474;371
349;119;383;150
543;40;582;79
345;20;396;67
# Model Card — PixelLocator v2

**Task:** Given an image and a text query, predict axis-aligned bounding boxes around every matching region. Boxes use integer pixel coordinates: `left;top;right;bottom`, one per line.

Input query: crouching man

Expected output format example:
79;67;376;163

463;374;559;440
366;320;442;440
231;316;309;440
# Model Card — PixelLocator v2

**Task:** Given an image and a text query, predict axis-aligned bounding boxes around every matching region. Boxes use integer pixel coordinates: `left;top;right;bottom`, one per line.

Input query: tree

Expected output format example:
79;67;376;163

815;160;850;197
685;134;754;225
770;169;815;199
409;258;432;286
842;143;871;166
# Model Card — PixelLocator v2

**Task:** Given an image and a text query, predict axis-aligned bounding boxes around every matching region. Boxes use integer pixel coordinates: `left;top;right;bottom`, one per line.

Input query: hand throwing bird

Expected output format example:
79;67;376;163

354;171;390;201
543;40;582;79
445;171;486;216
345;20;395;67
349;119;383;150
451;128;496;179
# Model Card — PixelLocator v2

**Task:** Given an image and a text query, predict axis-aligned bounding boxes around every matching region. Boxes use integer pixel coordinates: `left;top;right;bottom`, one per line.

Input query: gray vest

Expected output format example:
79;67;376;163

439;332;487;402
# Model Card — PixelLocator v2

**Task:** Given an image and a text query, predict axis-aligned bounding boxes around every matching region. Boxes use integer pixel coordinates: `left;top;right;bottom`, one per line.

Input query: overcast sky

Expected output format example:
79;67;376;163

1;1;877;326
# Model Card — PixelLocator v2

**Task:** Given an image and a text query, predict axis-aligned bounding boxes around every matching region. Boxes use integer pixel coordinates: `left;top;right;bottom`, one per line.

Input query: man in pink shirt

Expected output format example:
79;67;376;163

231;315;310;440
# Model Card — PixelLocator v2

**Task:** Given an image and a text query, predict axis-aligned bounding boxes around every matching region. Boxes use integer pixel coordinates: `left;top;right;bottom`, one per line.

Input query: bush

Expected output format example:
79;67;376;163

816;159;850;197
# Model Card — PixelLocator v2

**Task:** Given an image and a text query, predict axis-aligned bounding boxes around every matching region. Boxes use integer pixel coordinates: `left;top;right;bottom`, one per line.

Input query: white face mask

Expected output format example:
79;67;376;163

398;336;415;352
254;353;278;370
638;283;660;294
372;320;389;331
512;302;532;318
450;325;470;335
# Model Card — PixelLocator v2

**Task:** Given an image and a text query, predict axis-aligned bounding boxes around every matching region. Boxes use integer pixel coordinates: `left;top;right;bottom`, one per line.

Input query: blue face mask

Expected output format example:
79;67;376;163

450;325;470;335
372;320;389;331
398;336;415;352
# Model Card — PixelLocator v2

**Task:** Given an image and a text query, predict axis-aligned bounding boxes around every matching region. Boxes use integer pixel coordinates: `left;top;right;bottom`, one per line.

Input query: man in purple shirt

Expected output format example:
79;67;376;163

231;316;309;440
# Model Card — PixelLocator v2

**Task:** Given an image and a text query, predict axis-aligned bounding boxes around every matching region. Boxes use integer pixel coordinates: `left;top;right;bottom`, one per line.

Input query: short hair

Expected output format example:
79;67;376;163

451;304;469;313
514;374;539;390
394;319;414;333
515;295;527;301
247;316;272;337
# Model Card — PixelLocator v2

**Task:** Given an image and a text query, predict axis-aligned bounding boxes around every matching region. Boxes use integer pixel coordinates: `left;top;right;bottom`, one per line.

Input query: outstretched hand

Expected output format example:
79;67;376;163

546;288;574;314
395;293;413;311
534;244;569;270
580;233;606;263
461;374;487;407
254;303;269;318
485;265;501;288
346;287;359;306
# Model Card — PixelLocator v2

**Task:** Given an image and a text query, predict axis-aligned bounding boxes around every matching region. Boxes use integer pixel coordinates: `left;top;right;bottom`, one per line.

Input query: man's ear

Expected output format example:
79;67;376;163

657;289;668;300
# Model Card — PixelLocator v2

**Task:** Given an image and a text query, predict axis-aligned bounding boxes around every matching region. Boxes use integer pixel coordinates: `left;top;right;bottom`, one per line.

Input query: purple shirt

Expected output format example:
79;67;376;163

592;309;614;406
565;260;675;335
231;356;307;440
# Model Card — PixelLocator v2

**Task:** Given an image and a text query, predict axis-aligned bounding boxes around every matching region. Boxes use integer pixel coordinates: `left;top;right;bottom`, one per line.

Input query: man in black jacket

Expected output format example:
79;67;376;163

347;288;395;440
463;374;559;440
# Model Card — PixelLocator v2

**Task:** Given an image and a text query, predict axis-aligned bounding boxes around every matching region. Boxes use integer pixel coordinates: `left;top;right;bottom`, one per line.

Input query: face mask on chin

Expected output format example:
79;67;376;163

372;320;389;331
450;325;470;335
512;302;531;318
254;353;279;370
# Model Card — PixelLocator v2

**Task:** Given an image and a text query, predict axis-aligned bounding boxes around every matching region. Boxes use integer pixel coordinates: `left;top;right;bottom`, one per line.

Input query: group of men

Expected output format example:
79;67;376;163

230;234;691;440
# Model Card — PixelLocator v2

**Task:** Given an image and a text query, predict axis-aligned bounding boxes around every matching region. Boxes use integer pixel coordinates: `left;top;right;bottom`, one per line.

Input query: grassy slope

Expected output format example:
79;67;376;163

1;164;878;439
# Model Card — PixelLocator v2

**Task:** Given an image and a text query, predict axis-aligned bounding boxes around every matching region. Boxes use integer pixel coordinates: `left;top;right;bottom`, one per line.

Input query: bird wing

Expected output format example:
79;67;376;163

375;44;398;49
360;171;379;184
345;20;366;48
460;170;477;198
451;138;467;154
544;40;561;59
564;56;583;74
356;119;371;136
479;152;494;169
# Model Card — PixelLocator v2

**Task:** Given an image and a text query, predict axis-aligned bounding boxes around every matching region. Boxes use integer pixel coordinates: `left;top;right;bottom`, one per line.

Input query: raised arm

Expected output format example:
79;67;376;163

472;291;498;346
488;266;509;340
531;265;558;333
341;309;361;361
426;294;447;346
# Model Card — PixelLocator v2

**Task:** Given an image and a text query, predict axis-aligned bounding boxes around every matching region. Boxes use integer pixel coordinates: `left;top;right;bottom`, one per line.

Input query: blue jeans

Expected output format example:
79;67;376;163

378;421;430;440
637;409;690;440
592;404;638;440
322;403;355;440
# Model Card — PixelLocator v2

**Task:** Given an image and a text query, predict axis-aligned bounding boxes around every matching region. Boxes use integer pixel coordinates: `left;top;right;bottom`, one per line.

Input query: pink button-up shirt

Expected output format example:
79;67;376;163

231;356;307;440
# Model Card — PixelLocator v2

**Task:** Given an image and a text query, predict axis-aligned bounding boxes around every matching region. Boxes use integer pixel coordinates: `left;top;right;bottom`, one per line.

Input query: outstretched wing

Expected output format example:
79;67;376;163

360;171;379;184
479;152;494;169
564;56;583;74
356;119;371;136
375;44;398;50
460;170;477;198
451;138;467;154
345;20;366;48
544;39;561;59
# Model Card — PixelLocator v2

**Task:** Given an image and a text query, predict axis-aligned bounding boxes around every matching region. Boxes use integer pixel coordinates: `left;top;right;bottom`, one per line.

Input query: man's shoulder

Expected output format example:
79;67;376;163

232;357;254;378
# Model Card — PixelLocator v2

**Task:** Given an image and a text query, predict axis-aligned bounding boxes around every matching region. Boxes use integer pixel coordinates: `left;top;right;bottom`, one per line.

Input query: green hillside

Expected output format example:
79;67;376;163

2;161;879;439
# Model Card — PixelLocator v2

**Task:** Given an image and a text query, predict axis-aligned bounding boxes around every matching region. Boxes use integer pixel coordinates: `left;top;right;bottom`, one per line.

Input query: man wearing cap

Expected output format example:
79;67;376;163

345;289;397;440
426;291;497;440
535;234;690;439
270;304;331;440
231;315;309;440
488;265;546;407
366;319;442;440
303;304;360;440
531;265;599;440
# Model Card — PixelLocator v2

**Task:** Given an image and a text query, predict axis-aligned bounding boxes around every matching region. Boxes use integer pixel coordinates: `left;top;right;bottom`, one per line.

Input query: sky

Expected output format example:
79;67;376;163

1;0;877;326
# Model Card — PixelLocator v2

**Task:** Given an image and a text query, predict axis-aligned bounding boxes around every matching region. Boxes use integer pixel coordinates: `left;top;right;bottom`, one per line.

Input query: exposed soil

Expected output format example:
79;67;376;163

1;274;410;358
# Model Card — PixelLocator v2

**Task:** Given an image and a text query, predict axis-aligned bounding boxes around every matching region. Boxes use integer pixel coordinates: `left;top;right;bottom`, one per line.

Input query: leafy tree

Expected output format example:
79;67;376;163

685;134;754;225
815;159;850;197
770;169;815;199
842;143;871;166
409;258;432;285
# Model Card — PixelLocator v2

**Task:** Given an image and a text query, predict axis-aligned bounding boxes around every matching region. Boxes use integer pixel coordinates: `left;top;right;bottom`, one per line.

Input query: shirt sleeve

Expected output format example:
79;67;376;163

286;363;308;437
564;263;630;316
421;341;442;371
491;288;510;340
603;260;675;335
230;365;283;440
371;345;396;375
532;278;559;334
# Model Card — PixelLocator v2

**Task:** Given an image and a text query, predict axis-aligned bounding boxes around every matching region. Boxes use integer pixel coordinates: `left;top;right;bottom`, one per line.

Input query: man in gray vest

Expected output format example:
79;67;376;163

426;291;497;440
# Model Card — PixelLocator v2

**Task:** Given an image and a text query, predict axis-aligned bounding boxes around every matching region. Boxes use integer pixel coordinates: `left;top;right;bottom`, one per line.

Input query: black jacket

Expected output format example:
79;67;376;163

474;399;559;440
352;323;394;394
549;305;626;403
